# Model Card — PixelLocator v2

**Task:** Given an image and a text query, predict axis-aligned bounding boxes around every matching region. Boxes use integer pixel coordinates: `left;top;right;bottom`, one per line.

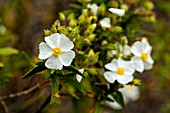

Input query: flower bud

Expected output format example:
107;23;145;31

44;29;52;36
144;1;154;10
98;3;106;16
58;12;65;21
114;26;123;33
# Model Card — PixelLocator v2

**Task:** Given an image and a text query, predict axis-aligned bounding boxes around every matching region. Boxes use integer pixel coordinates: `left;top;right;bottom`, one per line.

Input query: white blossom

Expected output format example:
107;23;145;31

109;8;125;16
38;33;75;70
104;58;134;84
76;68;84;82
87;4;99;16
100;18;111;28
131;38;154;72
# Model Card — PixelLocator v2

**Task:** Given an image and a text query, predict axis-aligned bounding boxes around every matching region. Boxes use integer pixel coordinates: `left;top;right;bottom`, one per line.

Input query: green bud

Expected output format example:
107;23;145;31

121;4;129;11
68;13;75;21
50;25;57;33
149;15;156;23
144;1;154;10
57;26;68;35
78;14;86;25
98;3;106;16
69;19;77;27
133;79;141;86
87;34;96;41
44;30;52;36
58;12;65;21
114;26;123;33
109;1;118;8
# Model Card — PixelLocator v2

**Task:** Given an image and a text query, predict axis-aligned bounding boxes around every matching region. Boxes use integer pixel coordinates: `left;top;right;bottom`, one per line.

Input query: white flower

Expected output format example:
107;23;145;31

106;85;140;110
119;85;140;103
87;4;99;16
131;38;154;72
100;18;111;28
111;44;131;56
104;58;134;84
38;33;75;70
76;68;84;82
109;8;125;16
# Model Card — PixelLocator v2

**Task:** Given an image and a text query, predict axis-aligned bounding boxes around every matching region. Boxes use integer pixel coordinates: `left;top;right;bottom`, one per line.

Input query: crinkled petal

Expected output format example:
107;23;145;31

144;61;153;70
131;56;144;73
38;42;52;60
87;4;98;15
105;59;118;72
58;34;74;51
45;56;63;70
59;50;75;66
45;33;60;49
131;41;142;56
100;18;111;28
109;8;125;16
76;75;82;82
105;101;123;110
117;58;129;68
147;55;154;64
104;71;117;83
117;74;133;84
123;45;131;56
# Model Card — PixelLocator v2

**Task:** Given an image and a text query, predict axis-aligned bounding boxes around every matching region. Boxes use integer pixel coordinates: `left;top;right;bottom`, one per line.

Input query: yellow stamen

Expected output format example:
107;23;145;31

117;68;124;75
52;47;62;56
141;53;148;61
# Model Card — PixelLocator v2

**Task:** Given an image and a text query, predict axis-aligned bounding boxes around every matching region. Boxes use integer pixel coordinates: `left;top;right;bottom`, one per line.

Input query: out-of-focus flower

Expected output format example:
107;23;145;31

109;8;125;16
87;4;99;16
38;33;75;70
104;58;134;84
131;38;154;72
100;18;111;28
76;68;84;82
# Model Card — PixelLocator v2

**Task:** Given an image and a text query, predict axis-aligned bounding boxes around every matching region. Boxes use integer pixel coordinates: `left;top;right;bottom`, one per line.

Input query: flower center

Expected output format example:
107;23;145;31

117;68;124;75
141;53;148;61
52;47;62;56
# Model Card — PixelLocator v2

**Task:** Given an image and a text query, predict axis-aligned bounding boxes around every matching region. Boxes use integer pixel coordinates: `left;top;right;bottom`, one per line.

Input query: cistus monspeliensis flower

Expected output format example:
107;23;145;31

100;17;111;28
38;33;75;70
87;4;99;16
109;8;125;16
104;58;135;84
131;38;154;72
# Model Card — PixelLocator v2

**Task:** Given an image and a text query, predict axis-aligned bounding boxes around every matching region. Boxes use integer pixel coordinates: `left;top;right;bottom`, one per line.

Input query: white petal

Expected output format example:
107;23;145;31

131;56;144;73
105;59;118;72
147;55;154;64
45;33;60;49
100;18;111;28
123;45;131;56
104;71;117;83
109;8;125;16
144;61;153;70
117;58;128;68
117;74;133;84
111;50;118;55
58;34;74;51
87;4;98;15
131;41;142;56
76;75;82;82
105;101;123;110
45;56;63;70
38;42;52;60
141;39;152;54
59;51;75;66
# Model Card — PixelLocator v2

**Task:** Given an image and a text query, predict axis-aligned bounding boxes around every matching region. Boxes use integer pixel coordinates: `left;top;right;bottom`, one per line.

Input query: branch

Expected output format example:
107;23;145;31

0;80;50;100
0;97;8;113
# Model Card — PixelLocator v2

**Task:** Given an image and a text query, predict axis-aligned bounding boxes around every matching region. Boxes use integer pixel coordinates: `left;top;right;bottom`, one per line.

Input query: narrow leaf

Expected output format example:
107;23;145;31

0;47;19;55
112;90;126;108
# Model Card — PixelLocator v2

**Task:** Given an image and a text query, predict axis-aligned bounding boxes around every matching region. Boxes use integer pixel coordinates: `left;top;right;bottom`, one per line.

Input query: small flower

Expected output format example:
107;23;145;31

100;18;111;28
104;58;134;84
131;38;154;72
87;4;99;16
76;68;84;82
38;33;75;70
109;8;125;16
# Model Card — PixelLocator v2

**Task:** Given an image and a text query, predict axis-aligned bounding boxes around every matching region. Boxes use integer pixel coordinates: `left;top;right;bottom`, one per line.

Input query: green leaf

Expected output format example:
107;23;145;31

94;105;104;113
64;82;79;99
65;65;85;78
112;90;126;108
70;81;86;94
0;47;19;55
0;74;12;85
22;61;47;78
0;62;4;70
70;3;82;10
101;43;117;50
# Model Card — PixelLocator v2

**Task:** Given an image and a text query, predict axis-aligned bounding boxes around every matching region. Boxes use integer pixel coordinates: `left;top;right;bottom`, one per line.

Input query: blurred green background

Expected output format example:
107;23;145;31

0;0;170;113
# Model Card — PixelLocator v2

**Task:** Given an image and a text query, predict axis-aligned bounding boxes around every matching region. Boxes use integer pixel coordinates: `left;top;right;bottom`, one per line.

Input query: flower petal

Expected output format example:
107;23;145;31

45;33;60;49
117;74;133;84
131;56;144;73
45;56;63;70
104;71;117;83
76;75;82;82
109;8;125;16
87;4;98;15
131;41;142;56
144;61;153;70
123;45;131;56
59;50;75;66
105;101;123;110
58;34;74;51
100;18;111;28
147;55;154;64
117;58;129;68
38;42;52;60
105;59;118;72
